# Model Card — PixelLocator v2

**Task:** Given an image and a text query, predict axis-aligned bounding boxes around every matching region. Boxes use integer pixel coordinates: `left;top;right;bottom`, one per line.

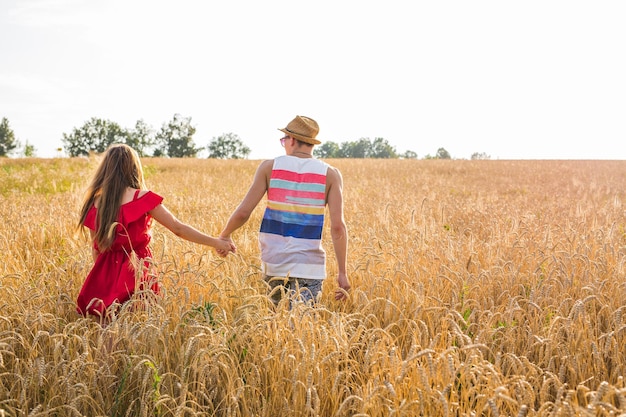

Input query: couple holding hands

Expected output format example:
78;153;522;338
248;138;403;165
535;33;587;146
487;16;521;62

76;115;351;319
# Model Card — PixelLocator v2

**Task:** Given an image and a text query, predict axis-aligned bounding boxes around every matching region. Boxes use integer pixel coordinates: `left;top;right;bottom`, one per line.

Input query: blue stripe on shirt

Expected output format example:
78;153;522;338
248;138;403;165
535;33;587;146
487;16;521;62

260;218;323;239
263;208;325;227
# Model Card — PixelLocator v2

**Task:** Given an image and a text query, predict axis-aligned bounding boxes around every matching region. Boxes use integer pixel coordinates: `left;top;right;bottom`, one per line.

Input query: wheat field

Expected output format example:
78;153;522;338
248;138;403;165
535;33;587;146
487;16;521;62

1;157;625;416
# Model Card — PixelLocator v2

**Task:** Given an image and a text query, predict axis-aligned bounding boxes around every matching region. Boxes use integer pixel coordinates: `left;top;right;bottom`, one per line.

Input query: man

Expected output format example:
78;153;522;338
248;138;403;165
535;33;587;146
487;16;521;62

217;115;350;304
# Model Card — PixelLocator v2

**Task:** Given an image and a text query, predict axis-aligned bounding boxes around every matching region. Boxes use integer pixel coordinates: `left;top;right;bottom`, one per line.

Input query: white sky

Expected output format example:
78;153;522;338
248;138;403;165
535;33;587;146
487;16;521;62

1;0;625;159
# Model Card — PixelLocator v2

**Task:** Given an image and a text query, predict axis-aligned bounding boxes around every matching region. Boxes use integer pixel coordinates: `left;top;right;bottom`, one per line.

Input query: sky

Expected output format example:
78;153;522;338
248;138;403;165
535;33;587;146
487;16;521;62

1;0;625;160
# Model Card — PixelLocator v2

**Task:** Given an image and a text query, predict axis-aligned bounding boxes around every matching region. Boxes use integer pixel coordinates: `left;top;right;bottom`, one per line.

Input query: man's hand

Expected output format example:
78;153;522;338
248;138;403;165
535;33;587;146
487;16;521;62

216;236;236;258
334;272;351;300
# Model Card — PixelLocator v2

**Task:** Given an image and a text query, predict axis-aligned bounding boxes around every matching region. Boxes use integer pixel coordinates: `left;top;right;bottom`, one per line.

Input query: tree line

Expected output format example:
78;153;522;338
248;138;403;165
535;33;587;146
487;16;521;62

0;115;251;159
313;137;415;159
61;114;251;159
1;115;491;160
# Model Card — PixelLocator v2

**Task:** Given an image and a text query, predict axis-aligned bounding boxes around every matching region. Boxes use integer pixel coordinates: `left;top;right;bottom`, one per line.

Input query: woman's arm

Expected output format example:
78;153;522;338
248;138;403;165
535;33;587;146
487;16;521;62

149;204;235;252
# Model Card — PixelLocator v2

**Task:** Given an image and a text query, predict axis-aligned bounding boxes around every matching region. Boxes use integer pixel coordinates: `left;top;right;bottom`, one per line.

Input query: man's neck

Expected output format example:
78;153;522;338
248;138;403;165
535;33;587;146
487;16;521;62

290;150;312;158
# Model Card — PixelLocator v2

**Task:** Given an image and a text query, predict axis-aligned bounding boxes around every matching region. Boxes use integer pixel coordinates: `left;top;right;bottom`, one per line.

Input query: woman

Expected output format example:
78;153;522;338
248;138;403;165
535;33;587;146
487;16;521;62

76;143;234;318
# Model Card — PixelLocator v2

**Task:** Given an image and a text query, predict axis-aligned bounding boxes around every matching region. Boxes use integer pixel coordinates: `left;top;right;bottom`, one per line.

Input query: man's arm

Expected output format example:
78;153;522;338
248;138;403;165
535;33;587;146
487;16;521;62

219;159;272;240
326;166;350;300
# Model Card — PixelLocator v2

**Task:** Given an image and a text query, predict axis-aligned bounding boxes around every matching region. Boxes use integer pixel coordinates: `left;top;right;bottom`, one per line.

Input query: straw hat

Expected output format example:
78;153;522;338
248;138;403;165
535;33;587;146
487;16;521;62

278;115;321;145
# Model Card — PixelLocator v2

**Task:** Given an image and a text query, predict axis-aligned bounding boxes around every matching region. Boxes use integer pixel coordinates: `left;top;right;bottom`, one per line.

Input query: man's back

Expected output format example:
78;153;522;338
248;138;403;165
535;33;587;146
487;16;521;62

259;155;330;279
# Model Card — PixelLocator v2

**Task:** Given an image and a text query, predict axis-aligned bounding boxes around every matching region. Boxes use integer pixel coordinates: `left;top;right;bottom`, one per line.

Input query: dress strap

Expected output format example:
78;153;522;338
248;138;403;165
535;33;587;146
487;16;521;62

134;189;141;200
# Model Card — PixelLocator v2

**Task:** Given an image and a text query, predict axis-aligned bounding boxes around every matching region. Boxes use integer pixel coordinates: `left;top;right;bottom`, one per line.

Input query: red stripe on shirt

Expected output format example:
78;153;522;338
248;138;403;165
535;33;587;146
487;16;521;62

268;187;326;203
271;169;326;184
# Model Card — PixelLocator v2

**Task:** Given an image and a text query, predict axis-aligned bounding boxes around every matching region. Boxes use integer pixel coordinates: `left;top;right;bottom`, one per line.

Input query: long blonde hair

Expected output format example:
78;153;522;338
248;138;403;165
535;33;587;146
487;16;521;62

78;144;146;251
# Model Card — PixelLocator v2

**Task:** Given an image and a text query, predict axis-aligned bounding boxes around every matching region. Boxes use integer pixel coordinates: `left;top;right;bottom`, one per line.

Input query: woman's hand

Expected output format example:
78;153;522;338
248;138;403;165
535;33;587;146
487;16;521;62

216;236;236;257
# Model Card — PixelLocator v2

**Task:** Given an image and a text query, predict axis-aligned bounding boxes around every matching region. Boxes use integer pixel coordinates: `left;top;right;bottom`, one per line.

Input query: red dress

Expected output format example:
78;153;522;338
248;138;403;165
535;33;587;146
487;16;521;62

76;190;163;316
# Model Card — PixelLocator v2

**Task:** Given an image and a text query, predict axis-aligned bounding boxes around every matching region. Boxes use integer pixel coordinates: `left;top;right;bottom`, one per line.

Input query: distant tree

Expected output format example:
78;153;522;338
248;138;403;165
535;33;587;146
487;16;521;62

128;119;155;157
340;138;370;158
369;137;397;158
471;152;491;160
402;150;418;159
62;117;128;157
316;138;400;159
314;141;341;158
207;133;251;159
22;141;37;157
436;147;451;159
154;114;199;157
0;117;20;157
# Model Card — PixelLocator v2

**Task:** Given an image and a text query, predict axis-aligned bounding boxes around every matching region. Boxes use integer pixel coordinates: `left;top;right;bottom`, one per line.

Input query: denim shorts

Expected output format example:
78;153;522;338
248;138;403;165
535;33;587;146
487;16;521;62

263;276;323;306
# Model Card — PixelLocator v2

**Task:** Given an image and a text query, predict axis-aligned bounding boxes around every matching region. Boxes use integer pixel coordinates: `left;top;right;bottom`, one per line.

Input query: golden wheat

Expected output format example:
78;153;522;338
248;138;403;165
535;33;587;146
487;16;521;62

1;157;625;416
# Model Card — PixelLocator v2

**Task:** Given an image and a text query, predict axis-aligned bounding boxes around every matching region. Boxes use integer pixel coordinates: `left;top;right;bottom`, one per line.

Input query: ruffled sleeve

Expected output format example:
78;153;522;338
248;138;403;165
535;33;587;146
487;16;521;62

121;191;164;223
83;206;97;230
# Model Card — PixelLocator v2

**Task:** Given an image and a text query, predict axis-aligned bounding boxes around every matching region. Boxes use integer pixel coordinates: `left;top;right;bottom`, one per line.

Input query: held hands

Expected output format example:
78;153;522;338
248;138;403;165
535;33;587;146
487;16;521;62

215;236;236;258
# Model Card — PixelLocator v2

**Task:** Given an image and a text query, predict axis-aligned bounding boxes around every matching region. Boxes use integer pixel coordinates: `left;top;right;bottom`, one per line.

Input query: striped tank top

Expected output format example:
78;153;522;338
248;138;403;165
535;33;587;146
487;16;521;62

259;155;329;279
